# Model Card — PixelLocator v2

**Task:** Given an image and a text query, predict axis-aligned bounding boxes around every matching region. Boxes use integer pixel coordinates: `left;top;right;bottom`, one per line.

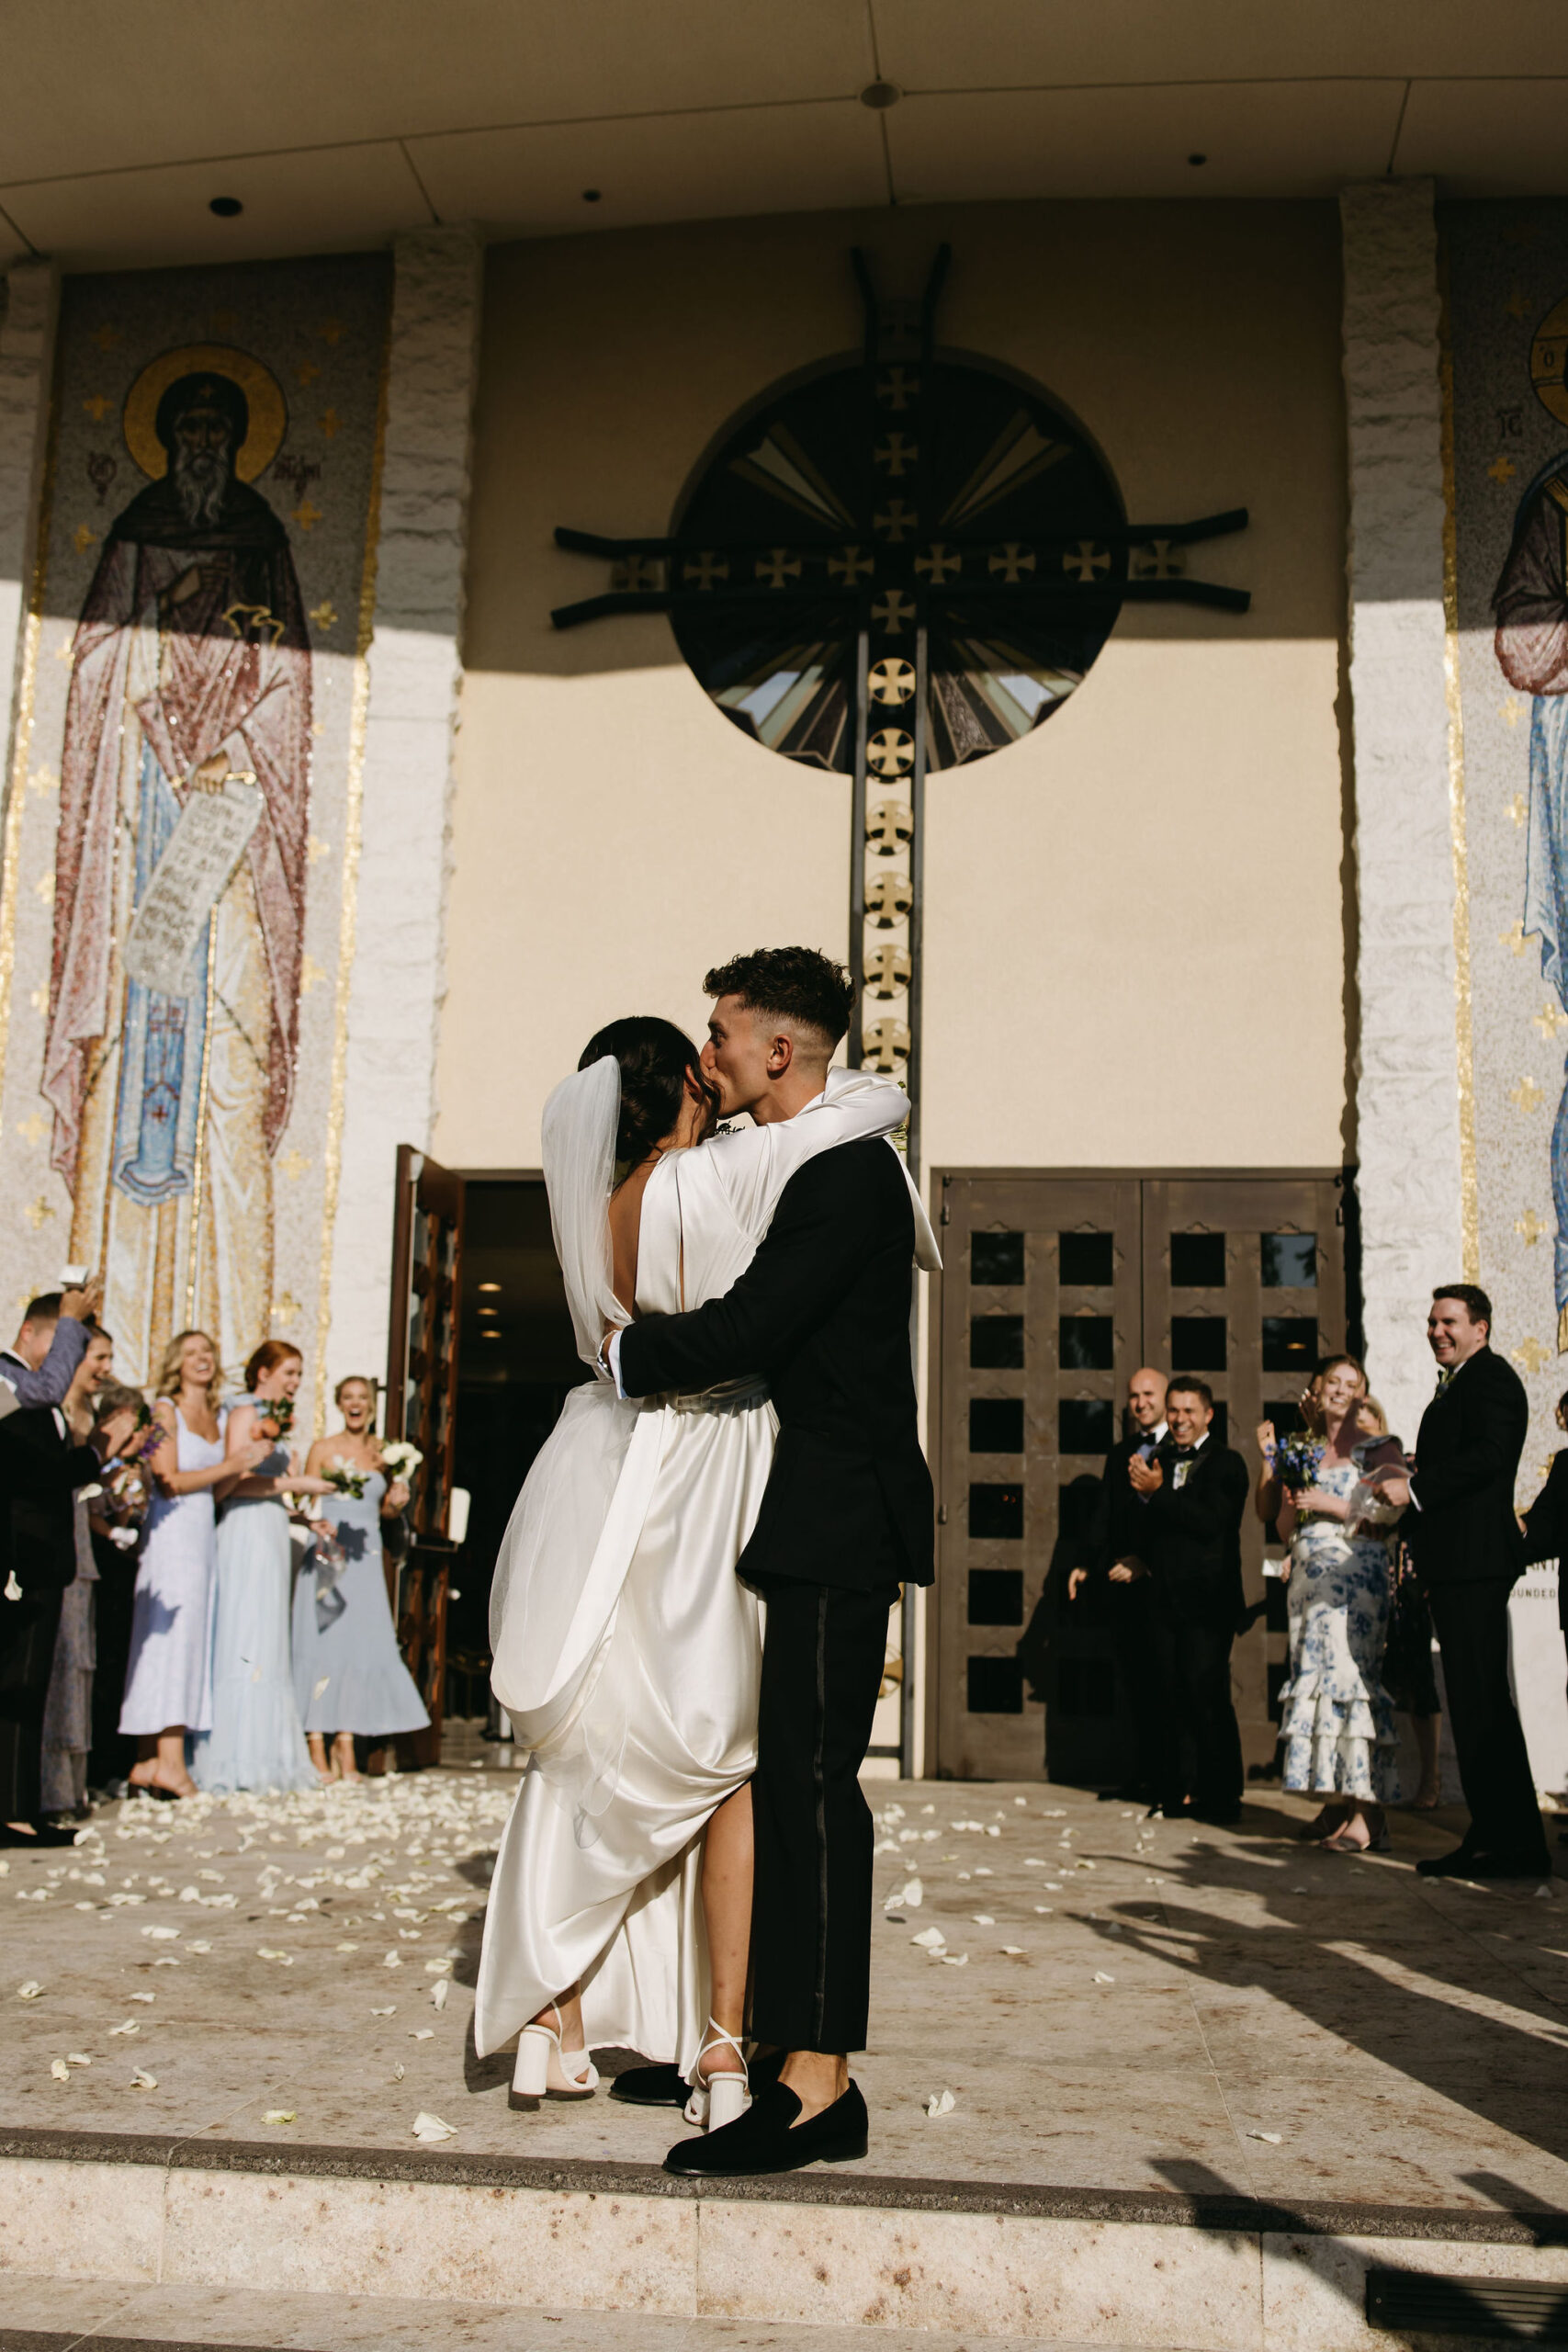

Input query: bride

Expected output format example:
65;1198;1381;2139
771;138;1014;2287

474;1014;912;2127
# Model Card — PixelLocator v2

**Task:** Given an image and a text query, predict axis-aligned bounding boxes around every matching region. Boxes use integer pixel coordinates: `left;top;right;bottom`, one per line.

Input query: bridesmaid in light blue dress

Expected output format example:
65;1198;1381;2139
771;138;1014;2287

191;1340;333;1795
291;1374;428;1780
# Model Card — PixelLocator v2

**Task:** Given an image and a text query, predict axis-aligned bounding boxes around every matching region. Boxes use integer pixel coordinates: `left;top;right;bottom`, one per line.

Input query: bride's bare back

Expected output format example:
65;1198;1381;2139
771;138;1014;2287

607;1155;664;1316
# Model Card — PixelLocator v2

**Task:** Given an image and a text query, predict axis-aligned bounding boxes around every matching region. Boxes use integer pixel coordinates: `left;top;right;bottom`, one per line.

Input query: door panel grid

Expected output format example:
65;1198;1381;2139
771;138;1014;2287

931;1170;1348;1782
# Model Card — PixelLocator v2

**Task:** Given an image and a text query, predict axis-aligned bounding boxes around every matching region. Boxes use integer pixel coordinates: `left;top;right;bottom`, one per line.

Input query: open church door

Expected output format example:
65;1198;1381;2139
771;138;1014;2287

384;1146;466;1765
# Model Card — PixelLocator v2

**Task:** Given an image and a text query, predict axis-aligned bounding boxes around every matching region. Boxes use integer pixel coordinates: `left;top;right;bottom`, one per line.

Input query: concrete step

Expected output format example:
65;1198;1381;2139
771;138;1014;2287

0;2275;1179;2352
6;2131;1568;2352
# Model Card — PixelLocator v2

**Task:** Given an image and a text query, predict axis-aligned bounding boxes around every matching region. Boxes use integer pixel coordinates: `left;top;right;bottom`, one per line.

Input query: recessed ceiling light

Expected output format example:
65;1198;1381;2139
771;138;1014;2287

478;1282;502;1293
1187;153;1207;167
581;188;602;204
209;196;243;218
860;80;901;110
480;1329;502;1340
478;1306;499;1318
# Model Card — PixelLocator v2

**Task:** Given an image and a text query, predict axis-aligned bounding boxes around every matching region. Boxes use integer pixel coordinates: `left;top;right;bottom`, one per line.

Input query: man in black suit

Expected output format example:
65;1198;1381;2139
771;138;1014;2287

1382;1284;1548;1879
606;947;936;2177
1127;1375;1249;1824
1067;1366;1168;1801
0;1375;136;1843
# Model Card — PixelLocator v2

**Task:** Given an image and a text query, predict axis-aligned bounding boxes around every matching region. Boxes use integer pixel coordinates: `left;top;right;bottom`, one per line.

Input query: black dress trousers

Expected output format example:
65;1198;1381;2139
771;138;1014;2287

0;1585;65;1822
748;1573;899;2054
1426;1577;1548;1866
1149;1612;1243;1818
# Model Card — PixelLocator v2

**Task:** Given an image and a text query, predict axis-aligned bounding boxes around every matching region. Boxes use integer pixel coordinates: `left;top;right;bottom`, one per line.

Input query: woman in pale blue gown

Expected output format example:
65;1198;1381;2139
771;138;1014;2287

291;1374;428;1780
191;1340;333;1794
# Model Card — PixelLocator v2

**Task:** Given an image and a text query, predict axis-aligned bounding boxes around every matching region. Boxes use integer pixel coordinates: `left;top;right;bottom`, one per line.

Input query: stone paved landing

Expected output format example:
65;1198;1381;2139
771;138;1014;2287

3;1770;1567;2216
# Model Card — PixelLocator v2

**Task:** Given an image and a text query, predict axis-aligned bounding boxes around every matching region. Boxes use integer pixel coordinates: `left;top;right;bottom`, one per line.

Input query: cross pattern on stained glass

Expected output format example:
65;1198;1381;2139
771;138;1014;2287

548;245;1250;1159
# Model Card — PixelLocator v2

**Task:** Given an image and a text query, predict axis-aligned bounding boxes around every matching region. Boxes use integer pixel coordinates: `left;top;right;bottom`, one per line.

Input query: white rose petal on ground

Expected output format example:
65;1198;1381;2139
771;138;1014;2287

383;1952;402;1968
107;2020;140;2036
128;1993;154;2004
424;1958;454;1974
1248;2131;1284;2144
1000;1945;1025;1955
924;2088;956;2117
911;1926;946;1951
17;1982;42;2000
263;2109;296;2125
1033;1905;1053;1914
50;2060;70;2082
412;2110;457;2141
335;1942;359;1953
971;1915;994;1926
65;2052;91;2067
1093;1971;1116;1984
941;1951;969;1967
432;1979;449;2010
410;2028;434;2040
186;1940;211;1953
369;2006;396;2017
392;2062;405;2081
141;1926;179;1940
130;2068;158;2089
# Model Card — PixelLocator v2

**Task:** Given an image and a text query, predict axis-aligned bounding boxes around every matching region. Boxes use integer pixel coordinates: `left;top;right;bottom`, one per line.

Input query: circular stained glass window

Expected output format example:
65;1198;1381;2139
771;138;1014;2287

670;351;1125;775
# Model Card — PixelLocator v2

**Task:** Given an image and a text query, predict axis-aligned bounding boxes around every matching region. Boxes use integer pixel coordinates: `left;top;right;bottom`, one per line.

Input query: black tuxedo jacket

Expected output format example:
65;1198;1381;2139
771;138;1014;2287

1139;1438;1249;1623
0;1404;100;1598
1522;1449;1568;1628
1407;1347;1528;1587
617;1136;934;1590
1089;1433;1161;1578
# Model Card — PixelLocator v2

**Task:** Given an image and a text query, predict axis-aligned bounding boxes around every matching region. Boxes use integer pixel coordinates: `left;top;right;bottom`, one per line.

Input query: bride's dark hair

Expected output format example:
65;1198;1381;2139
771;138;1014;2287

579;1016;716;1171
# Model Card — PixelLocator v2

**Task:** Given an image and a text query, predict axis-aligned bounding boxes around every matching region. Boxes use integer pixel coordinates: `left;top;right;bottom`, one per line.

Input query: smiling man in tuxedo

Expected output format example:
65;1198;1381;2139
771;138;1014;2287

1381;1285;1548;1880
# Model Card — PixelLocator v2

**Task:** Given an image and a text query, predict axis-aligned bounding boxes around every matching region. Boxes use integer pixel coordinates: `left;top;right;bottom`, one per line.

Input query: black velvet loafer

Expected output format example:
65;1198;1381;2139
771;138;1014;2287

664;2080;868;2177
609;2063;691;2108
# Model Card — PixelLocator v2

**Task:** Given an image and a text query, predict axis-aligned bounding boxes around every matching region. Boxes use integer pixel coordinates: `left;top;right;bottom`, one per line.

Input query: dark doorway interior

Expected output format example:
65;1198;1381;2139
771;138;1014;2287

449;1178;586;1686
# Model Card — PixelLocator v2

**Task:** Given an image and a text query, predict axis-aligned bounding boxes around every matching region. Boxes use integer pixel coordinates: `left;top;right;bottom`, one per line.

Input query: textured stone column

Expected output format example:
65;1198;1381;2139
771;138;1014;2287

0;260;59;804
326;227;483;1389
1341;179;1462;1442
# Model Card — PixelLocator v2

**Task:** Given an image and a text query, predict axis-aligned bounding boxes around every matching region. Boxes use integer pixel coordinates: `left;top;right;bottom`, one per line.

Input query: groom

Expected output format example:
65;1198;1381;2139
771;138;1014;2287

607;946;935;2175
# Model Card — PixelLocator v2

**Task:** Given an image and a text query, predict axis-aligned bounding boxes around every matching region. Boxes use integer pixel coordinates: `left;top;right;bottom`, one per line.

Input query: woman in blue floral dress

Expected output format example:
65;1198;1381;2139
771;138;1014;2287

1269;1361;1407;1851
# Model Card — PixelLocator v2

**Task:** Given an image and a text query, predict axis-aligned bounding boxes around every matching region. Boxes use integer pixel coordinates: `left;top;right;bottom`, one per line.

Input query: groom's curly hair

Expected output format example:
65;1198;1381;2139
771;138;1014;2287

704;946;854;1052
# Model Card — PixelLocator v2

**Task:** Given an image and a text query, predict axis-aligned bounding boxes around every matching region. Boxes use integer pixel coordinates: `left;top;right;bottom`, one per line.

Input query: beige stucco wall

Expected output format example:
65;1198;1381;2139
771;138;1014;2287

435;199;1348;1178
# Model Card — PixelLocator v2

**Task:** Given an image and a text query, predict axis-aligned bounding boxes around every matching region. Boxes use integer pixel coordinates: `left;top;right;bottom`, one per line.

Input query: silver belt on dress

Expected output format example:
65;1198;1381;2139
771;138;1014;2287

662;1374;771;1418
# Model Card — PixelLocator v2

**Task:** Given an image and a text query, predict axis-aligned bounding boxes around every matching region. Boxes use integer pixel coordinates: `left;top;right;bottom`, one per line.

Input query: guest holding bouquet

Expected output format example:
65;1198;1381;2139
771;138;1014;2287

119;1330;269;1800
1272;1358;1406;1850
191;1340;329;1793
39;1325;116;1816
85;1379;157;1792
291;1375;427;1781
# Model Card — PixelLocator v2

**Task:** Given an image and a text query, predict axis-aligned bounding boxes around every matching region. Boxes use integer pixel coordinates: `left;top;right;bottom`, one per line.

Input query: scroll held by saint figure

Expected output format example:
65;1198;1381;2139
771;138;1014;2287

43;348;311;1386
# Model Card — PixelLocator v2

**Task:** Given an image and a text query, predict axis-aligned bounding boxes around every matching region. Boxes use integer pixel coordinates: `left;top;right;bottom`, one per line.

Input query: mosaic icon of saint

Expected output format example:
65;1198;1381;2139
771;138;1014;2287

42;348;311;1386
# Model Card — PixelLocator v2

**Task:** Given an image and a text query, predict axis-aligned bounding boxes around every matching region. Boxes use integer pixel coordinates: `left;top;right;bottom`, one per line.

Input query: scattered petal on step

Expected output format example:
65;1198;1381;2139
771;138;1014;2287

383;1952;402;1968
1093;1971;1116;1984
1000;1945;1025;1955
410;2028;434;2040
971;1914;994;1926
432;1979;449;2010
107;2020;140;2036
336;1942;359;1952
263;2109;296;2125
370;2006;395;2016
130;2068;158;2089
1535;1884;1553;1899
141;1926;179;1940
940;1951;969;1966
17;1982;42;2000
1248;2131;1283;2144
66;2052;91;2067
1033;1905;1053;1915
910;1926;946;1950
51;2060;70;2081
924;2088;956;2116
186;1940;211;1953
392;2063;405;2081
128;1993;154;2004
412;2109;457;2141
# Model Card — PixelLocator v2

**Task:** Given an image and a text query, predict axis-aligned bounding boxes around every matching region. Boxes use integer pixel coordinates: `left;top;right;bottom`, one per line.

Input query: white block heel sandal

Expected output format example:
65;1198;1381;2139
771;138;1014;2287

514;2004;600;2098
682;2021;750;2132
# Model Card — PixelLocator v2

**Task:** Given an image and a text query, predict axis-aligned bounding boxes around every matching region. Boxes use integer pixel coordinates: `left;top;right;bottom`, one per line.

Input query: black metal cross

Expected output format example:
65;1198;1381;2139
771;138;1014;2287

551;248;1250;1178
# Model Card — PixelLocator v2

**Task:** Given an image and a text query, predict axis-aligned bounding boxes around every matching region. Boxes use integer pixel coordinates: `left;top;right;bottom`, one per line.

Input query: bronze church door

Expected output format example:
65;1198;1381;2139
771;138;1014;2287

931;1170;1348;1782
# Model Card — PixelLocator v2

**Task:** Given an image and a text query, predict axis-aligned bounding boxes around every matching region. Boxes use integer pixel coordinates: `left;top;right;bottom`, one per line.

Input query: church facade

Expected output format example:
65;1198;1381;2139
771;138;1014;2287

2;80;1565;1774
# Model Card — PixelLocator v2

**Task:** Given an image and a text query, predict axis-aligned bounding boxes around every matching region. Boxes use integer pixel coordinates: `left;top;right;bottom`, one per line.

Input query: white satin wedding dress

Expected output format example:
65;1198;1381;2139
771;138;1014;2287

473;1061;931;2078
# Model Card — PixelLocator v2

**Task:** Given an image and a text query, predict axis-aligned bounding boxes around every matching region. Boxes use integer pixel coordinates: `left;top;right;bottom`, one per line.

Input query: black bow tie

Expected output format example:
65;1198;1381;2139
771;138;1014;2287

1168;1444;1197;1460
